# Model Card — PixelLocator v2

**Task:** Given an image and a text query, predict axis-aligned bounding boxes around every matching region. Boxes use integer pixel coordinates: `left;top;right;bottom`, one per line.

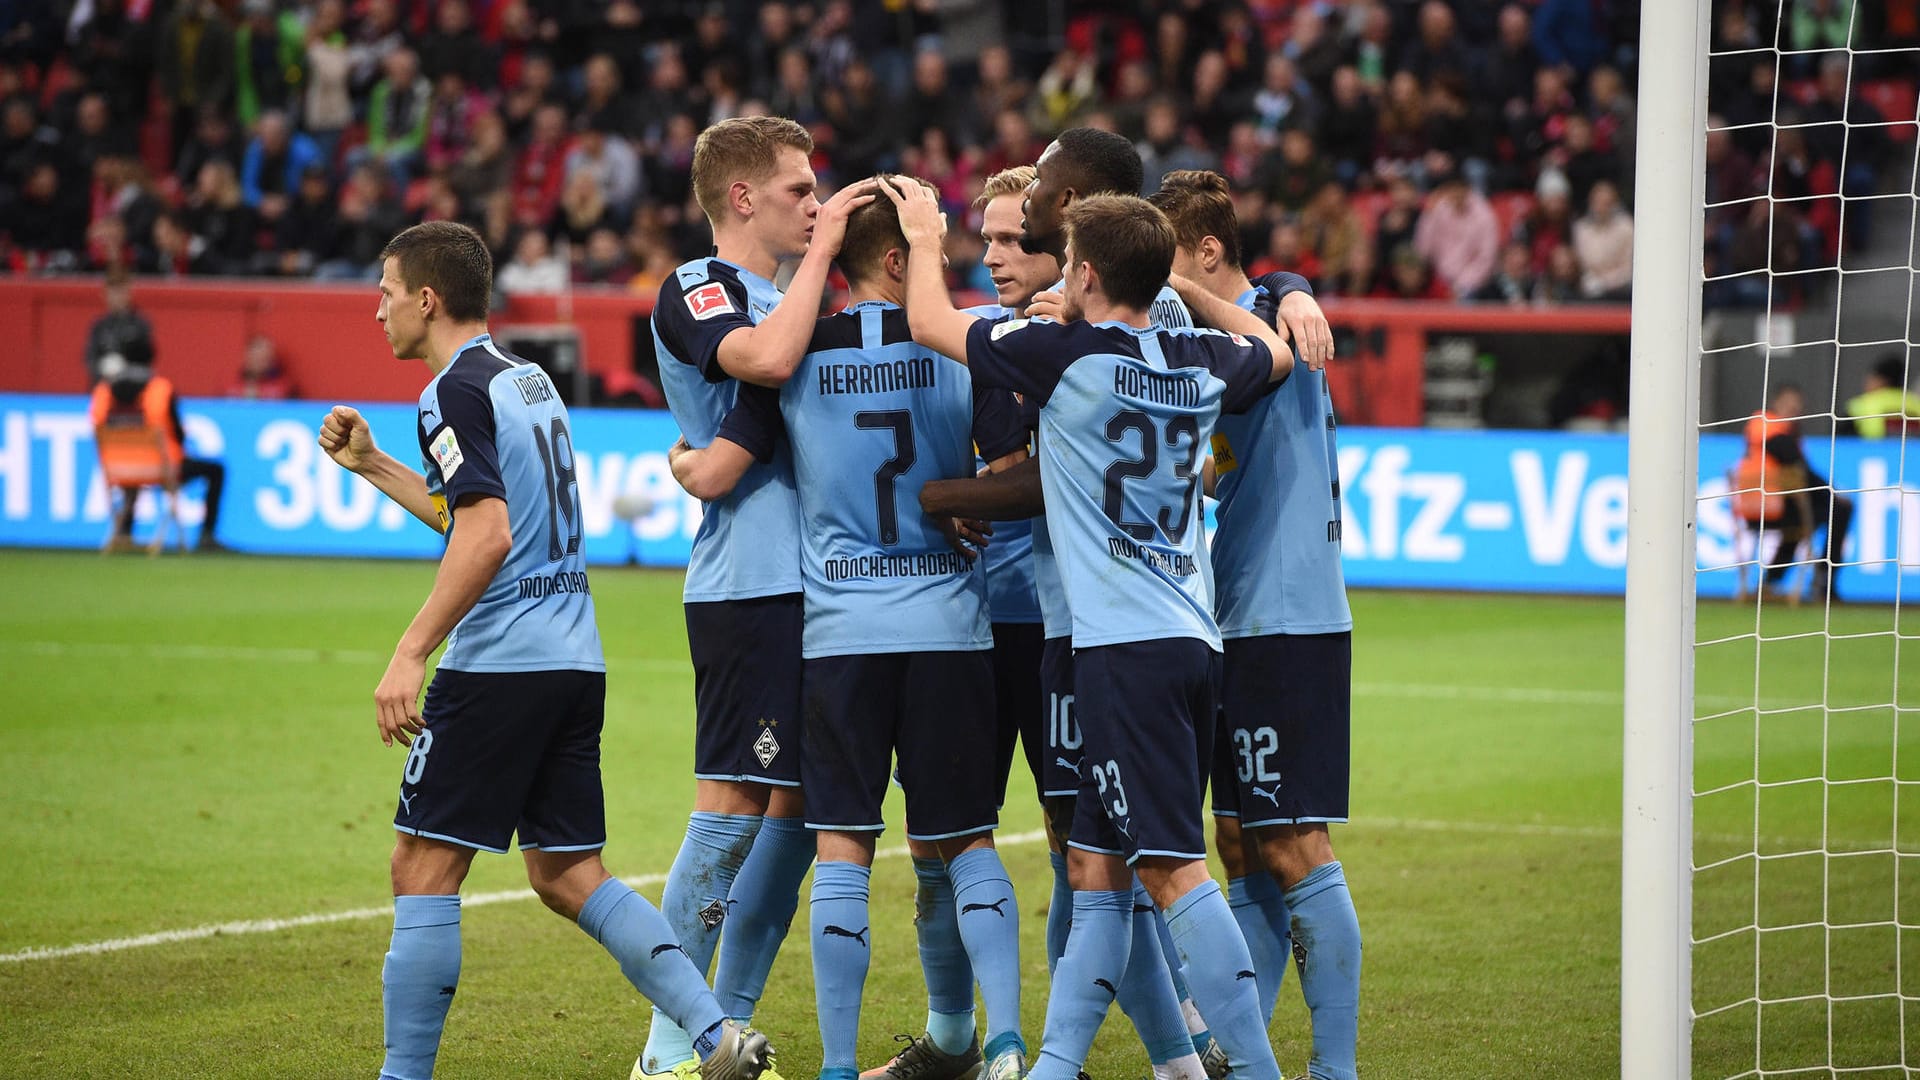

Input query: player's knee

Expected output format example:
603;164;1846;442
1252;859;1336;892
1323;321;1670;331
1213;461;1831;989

1213;815;1246;878
390;833;473;896
1254;824;1335;889
524;850;611;920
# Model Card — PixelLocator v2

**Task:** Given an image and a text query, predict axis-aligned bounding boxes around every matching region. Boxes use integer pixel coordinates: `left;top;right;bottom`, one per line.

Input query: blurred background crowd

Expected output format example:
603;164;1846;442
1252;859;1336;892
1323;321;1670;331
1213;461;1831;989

0;0;1910;307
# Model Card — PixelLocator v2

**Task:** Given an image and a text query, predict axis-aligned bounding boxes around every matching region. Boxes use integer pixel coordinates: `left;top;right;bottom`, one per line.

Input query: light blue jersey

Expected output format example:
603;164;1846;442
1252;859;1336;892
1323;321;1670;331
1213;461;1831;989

963;317;1277;650
963;302;1040;625
417;334;604;673
653;257;803;603
1029;284;1194;640
1212;276;1353;636
719;302;1027;658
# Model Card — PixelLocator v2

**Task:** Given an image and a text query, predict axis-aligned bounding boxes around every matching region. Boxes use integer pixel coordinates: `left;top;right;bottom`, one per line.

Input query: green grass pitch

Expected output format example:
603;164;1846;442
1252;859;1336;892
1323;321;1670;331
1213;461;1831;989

1;549;1912;1078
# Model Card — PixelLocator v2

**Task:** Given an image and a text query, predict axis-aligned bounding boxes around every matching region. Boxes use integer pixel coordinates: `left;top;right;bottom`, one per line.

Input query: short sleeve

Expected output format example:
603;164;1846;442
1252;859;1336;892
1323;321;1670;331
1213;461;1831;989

654;266;756;382
715;383;786;464
971;385;1029;464
1254;271;1314;302
1168;328;1280;415
421;374;505;506
963;316;1077;404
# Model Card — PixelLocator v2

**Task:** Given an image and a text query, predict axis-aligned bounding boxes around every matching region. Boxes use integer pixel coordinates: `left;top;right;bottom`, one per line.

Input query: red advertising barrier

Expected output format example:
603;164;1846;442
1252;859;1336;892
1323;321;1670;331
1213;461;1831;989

0;279;1630;426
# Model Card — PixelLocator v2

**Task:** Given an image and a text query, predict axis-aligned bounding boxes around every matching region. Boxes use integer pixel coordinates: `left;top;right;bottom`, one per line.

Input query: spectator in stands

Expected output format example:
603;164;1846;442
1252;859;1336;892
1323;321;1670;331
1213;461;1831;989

1032;47;1097;136
502;52;561;144
574;227;634;286
1283;5;1346;93
743;1;801;100
422;71;490;176
69;0;152;126
1844;356;1920;439
184;159;257;276
85;273;154;380
565;118;641;220
1265;127;1333;215
1587;65;1637;186
417;0;495;90
556;171;614;251
94;157;164;263
1188;49;1237;146
233;0;300;129
1553;114;1618;212
1537;243;1582;304
93;350;228;553
822;57;894;180
242;110;322;225
273;164;338;276
1401;0;1475;85
85;208;136;274
357;47;430;186
1572;179;1633;300
634;47;694;143
4;159;86;266
156;0;235;159
768;47;822;127
1790;0;1855;56
1375;70;1429;180
448;110;513;218
1319;66;1377;184
348;0;405;96
1374;242;1450;300
143;211;213;276
1299;179;1364;292
1372;172;1423;267
70;92;135;176
1423;77;1486;188
228;334;297;400
1138;97;1217;194
969;45;1030;138
1474;242;1540;306
1414;170;1500;299
510;102;571;229
318;163;404;280
1513;64;1578;171
1532;0;1611;76
1329;238;1379;299
173;106;242;192
1515;167;1575;274
1480;4;1541;122
497;227;567;295
1107;60;1158;142
303;0;355;168
1248;54;1318;141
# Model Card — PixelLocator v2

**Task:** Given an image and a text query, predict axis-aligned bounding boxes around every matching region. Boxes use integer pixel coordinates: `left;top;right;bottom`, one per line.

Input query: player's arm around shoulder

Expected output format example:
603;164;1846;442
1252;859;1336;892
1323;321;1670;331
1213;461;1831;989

317;404;444;532
1167;273;1295;385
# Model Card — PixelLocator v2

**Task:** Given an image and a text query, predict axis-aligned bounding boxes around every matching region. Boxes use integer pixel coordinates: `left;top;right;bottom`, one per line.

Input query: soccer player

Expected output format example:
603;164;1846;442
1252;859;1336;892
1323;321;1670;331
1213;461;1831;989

880;177;1295;1080
668;176;1031;1080
1151;170;1362;1080
643;116;875;1079
316;221;774;1080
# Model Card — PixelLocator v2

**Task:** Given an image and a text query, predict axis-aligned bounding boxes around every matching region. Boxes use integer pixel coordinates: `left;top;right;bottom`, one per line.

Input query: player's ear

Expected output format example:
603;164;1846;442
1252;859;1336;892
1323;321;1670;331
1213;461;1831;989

1200;236;1222;273
730;179;754;219
885;247;908;283
417;284;438;321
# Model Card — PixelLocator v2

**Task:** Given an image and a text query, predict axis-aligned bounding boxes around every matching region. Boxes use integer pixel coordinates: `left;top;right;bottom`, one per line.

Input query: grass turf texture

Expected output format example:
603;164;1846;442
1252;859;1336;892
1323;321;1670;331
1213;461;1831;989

0;549;1911;1078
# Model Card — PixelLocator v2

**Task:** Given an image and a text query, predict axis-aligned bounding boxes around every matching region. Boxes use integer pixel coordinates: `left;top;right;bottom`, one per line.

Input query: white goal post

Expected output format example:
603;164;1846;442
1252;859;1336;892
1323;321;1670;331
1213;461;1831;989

1622;1;1709;1076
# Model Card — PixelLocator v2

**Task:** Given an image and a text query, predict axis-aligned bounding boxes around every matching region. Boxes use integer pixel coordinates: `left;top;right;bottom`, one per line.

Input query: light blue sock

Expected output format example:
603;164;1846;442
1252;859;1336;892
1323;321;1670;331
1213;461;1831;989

1027;890;1131;1080
1285;862;1361;1080
949;847;1023;1056
1229;872;1291;1024
577;877;726;1058
1045;849;1071;975
646;812;761;1068
1167;881;1280;1080
811;860;873;1076
379;894;461;1080
1150;903;1208;1051
712;815;814;1021
913;856;976;1053
1115;882;1192;1066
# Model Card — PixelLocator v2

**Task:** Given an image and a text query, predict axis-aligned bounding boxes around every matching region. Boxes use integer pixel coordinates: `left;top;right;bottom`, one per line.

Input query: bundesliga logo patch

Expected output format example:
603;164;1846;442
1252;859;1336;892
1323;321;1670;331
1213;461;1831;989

685;282;736;321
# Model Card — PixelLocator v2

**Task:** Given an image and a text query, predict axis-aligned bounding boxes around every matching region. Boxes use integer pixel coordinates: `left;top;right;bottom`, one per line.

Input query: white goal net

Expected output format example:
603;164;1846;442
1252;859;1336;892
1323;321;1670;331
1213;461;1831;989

1628;2;1920;1077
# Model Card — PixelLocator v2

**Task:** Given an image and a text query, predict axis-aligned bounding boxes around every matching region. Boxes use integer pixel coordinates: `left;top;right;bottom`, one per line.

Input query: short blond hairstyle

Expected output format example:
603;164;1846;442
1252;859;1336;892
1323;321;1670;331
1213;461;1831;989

691;116;814;222
974;165;1037;209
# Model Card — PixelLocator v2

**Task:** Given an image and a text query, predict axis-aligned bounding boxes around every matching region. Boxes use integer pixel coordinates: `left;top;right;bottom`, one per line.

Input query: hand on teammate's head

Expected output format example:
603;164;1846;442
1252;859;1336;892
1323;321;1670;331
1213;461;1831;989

810;177;880;257
877;175;945;249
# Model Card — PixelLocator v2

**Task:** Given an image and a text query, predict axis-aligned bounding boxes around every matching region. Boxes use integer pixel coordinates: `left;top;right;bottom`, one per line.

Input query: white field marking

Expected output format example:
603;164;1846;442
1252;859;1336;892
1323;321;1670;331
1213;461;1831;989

0;830;1044;966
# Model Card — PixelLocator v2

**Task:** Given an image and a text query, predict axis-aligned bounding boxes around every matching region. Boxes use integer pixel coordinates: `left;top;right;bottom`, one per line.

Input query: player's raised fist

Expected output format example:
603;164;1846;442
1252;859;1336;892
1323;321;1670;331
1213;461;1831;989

318;404;378;473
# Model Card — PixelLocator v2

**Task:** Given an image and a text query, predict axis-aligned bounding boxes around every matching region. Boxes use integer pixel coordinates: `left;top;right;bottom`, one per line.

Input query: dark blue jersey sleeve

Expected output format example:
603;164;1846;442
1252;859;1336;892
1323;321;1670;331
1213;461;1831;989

715;382;786;464
1254;271;1313;302
654;264;756;382
1165;327;1281;416
963;316;1079;404
971;384;1029;463
421;370;505;505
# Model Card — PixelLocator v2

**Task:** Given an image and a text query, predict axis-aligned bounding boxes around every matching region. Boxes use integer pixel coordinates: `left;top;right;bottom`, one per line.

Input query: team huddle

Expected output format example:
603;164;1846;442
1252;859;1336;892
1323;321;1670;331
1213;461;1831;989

319;115;1360;1080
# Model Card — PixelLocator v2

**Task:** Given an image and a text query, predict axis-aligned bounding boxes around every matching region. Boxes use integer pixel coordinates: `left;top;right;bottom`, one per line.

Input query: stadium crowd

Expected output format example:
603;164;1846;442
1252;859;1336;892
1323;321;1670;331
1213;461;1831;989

0;1;1908;306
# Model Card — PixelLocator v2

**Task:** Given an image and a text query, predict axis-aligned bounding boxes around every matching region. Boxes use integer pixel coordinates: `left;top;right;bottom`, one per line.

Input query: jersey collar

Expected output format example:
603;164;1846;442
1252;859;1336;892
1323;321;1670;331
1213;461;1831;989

452;332;494;361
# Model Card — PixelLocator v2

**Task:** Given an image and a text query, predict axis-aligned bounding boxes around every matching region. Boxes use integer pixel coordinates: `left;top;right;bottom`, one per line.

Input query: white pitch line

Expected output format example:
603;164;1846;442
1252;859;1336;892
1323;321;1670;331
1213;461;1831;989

0;830;1043;966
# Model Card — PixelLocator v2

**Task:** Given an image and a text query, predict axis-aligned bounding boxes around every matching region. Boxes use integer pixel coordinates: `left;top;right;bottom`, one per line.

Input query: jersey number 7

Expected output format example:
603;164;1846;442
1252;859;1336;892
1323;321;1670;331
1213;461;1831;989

856;410;916;547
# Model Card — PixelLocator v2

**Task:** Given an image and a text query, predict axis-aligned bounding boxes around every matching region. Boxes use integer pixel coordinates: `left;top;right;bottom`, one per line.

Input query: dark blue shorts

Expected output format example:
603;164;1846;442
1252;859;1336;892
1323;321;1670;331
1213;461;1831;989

991;621;1045;807
394;668;607;854
1040;635;1080;798
1067;638;1219;863
1210;632;1352;827
684;594;803;787
802;650;999;841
